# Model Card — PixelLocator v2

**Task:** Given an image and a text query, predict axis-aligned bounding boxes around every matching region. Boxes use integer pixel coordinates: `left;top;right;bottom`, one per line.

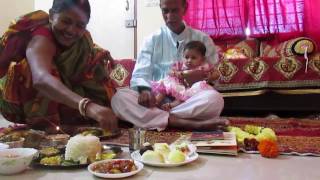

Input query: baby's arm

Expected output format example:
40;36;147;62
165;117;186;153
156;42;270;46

169;62;184;79
170;70;184;79
207;67;220;85
179;69;207;87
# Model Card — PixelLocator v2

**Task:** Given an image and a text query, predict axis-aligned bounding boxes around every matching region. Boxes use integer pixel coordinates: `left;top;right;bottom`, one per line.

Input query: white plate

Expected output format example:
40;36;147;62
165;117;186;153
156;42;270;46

131;144;199;167
0;143;9;150
88;159;143;179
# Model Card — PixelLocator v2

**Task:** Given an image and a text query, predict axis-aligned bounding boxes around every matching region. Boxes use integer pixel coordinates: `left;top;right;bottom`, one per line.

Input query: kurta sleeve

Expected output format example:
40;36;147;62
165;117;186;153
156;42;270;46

130;36;155;90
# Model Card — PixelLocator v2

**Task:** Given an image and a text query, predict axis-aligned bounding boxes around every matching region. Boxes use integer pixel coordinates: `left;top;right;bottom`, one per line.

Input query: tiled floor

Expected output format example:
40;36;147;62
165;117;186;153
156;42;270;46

2;151;320;180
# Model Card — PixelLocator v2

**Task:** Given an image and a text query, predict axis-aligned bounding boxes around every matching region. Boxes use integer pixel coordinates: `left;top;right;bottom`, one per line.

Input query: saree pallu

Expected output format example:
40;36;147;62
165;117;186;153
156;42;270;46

0;11;115;129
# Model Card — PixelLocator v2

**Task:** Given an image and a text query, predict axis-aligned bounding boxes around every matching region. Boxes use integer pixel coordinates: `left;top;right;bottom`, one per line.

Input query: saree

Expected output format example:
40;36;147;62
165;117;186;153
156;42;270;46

0;11;115;129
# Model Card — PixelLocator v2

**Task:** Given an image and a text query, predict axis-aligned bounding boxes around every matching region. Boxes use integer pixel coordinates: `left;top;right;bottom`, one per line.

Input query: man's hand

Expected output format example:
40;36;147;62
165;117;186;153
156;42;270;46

138;90;156;108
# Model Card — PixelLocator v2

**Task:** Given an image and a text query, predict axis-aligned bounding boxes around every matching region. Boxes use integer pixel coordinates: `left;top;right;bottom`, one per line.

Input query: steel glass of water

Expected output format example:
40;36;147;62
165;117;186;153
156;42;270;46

128;127;146;151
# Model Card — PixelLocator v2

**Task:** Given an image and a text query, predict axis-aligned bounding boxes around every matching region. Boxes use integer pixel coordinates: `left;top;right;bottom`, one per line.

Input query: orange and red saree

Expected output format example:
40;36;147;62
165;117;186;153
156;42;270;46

0;11;114;129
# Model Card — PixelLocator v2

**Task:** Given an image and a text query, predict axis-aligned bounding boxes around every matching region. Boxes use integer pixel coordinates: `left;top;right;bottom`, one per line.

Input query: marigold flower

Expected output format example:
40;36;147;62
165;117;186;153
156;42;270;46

258;139;279;158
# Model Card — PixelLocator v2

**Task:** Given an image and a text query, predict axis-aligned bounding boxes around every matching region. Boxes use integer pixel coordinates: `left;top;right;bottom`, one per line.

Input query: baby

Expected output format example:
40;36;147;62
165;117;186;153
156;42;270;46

151;40;220;111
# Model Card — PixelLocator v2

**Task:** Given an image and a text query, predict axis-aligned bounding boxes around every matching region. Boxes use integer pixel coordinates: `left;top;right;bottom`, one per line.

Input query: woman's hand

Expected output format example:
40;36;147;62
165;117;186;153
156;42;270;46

102;50;115;80
86;103;118;131
138;90;156;108
104;50;115;68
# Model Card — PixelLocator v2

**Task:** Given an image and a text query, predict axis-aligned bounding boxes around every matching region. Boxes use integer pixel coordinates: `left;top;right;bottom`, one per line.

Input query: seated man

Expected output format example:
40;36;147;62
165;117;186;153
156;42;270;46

111;0;227;131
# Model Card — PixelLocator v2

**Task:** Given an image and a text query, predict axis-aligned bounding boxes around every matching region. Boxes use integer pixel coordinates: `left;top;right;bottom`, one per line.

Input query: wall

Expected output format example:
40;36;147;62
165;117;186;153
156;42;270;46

88;0;135;59
0;0;35;35
137;0;164;52
0;0;164;59
33;0;165;59
0;0;34;127
34;0;52;11
34;0;135;59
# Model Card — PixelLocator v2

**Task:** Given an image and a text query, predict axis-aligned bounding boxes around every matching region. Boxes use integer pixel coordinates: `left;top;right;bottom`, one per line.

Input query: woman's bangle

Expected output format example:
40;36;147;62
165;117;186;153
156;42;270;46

83;99;92;117
78;98;91;117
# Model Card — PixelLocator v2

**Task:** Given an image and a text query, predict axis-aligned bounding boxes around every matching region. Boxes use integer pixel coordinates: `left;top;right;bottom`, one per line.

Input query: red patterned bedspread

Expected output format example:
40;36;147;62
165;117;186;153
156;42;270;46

216;57;320;95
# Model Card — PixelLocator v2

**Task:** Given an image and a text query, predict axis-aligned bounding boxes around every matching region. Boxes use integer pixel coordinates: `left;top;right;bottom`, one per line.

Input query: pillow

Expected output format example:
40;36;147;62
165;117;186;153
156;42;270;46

291;37;316;55
233;39;260;58
262;37;316;57
224;48;248;59
221;39;259;60
309;52;320;74
108;59;135;88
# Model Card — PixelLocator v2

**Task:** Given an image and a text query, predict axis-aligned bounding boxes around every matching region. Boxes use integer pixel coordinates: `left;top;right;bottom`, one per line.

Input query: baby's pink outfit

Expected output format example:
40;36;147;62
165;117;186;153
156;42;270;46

151;61;214;101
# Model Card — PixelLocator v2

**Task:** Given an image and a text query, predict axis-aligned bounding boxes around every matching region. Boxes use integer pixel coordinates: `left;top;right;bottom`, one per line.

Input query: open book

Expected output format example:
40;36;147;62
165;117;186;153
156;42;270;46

190;132;238;156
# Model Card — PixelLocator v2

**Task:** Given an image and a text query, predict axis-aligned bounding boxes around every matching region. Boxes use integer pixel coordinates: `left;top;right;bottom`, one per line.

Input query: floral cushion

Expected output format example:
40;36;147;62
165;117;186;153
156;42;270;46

224;48;248;59
109;59;135;88
309;52;320;75
261;37;317;57
217;39;259;60
214;37;320;97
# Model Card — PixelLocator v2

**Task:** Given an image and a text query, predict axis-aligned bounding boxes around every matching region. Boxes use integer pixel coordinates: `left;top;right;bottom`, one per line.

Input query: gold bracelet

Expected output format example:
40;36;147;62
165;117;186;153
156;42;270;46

180;71;190;87
181;71;185;78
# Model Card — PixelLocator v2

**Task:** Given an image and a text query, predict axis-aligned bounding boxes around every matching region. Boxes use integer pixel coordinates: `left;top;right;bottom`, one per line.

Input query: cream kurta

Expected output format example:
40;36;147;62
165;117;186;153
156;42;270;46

111;24;223;130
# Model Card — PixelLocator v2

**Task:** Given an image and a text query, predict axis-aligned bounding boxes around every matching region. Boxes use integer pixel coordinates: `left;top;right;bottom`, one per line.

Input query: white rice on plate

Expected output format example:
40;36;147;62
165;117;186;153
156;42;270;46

65;135;101;164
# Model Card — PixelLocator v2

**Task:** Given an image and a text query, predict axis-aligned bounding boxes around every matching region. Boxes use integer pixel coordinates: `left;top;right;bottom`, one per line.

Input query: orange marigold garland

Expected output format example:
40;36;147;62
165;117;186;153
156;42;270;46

258;139;279;158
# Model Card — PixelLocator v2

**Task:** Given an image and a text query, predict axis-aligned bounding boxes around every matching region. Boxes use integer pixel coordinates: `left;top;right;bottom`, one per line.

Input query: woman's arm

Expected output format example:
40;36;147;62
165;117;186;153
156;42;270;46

26;35;82;109
26;36;118;130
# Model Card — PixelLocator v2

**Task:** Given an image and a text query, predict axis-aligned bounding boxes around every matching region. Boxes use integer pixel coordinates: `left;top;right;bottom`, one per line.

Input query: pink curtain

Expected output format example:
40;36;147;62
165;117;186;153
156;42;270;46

185;0;320;47
304;0;320;48
184;0;247;40
247;0;304;42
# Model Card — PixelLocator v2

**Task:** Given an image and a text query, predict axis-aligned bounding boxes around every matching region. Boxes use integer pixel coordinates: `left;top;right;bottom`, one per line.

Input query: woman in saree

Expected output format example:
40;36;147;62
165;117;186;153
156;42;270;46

0;0;118;132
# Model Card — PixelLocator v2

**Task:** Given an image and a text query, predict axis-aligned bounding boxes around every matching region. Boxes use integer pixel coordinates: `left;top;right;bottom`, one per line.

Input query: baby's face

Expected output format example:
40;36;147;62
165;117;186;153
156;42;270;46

183;49;205;69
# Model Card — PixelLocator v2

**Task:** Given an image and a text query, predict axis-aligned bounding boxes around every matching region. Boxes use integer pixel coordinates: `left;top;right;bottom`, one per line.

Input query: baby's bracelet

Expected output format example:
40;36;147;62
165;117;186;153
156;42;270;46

78;98;91;117
182;70;191;77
